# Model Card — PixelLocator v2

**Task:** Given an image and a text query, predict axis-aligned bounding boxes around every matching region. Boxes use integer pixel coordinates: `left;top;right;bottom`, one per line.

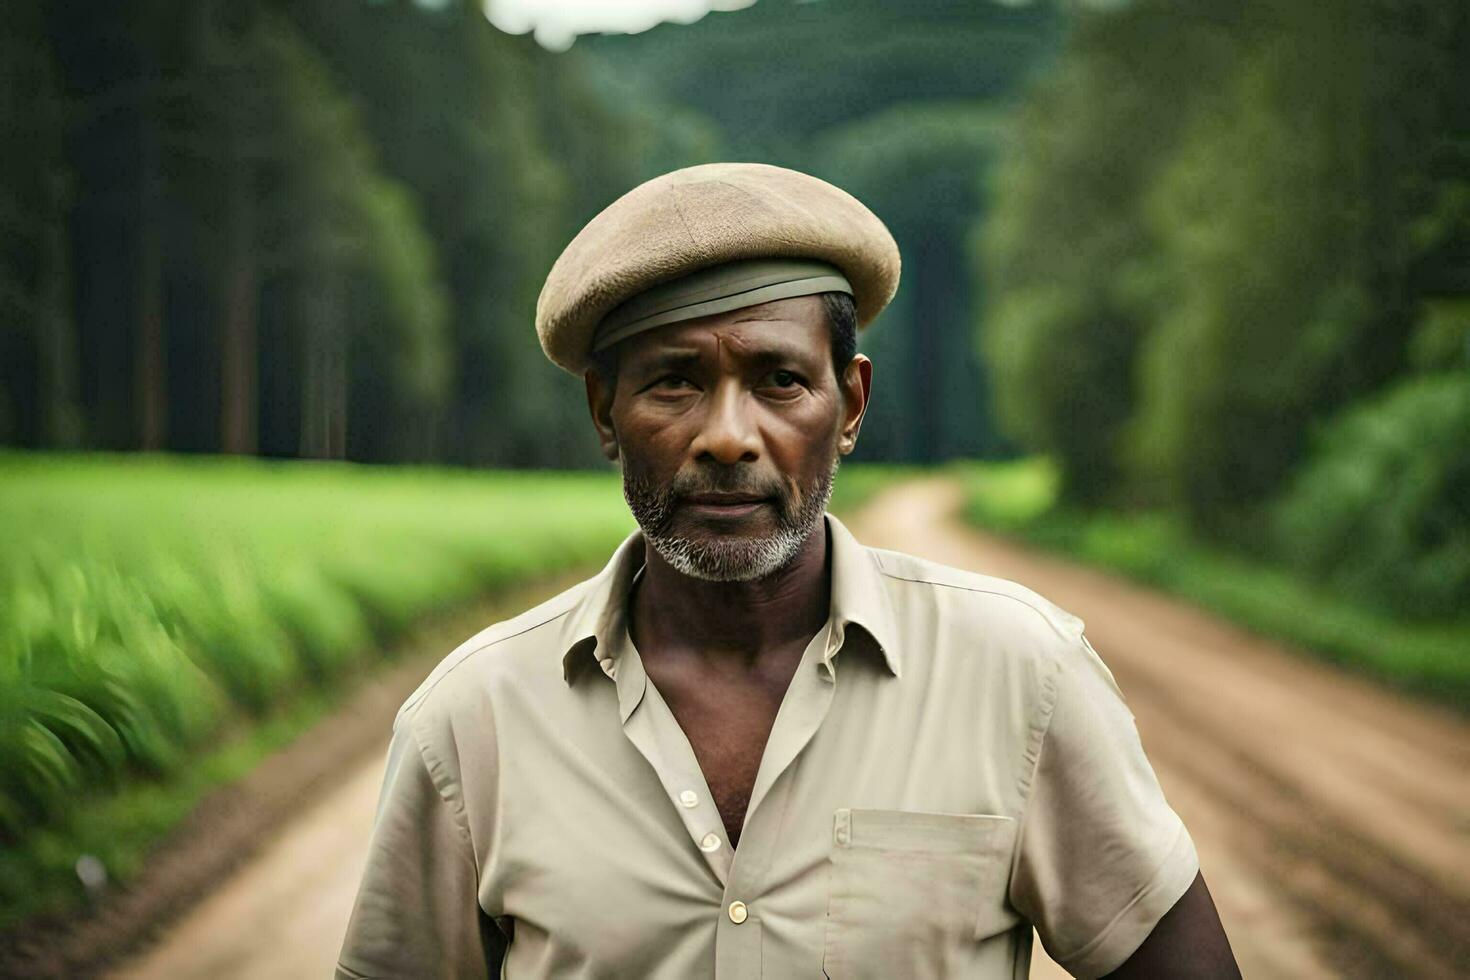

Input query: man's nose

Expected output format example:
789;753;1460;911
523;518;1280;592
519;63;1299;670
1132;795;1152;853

690;381;760;464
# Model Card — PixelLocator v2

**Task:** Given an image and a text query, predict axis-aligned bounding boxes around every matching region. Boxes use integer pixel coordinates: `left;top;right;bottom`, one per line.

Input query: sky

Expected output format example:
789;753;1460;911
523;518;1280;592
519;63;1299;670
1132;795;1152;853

483;0;759;51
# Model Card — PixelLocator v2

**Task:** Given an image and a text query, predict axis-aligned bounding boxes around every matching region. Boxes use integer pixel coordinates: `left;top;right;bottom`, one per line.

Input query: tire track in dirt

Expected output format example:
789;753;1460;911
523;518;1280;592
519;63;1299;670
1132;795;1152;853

849;478;1470;978
110;752;387;980
1118;659;1467;976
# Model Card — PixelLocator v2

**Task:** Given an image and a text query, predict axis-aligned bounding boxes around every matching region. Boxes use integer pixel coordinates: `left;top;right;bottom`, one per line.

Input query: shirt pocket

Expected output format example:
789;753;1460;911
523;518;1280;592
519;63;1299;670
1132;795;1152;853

821;808;1018;980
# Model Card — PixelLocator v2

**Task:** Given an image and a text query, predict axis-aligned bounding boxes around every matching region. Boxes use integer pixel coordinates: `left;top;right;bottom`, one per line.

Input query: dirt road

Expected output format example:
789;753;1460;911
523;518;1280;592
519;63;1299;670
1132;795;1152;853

858;479;1470;979
111;761;383;980
112;478;1470;979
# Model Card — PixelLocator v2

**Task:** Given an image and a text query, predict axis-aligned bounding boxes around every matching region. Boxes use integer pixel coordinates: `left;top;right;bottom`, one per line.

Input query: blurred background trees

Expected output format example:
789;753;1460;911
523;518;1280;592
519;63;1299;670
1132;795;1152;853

1;0;1466;614
981;0;1468;616
985;1;1469;523
0;0;680;467
0;0;1066;468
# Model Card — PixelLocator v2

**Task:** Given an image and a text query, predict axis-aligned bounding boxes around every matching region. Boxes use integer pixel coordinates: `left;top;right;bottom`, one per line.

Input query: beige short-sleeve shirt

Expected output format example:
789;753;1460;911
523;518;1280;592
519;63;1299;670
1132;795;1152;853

337;514;1198;980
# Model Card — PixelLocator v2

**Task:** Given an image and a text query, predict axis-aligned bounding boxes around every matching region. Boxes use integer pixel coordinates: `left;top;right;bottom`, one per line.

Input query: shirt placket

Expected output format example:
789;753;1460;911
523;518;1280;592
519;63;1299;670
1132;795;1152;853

623;674;768;976
715;621;841;978
622;670;735;885
603;613;749;885
609;620;844;978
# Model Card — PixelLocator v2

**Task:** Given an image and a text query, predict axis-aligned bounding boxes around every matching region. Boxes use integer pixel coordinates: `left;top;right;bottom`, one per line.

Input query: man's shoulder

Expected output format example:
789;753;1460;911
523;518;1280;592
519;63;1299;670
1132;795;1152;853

868;544;1086;651
394;573;597;728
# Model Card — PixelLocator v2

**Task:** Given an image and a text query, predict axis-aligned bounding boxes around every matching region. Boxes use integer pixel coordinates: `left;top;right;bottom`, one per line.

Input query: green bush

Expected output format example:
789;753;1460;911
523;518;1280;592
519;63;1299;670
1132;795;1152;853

955;457;1060;531
1272;374;1470;619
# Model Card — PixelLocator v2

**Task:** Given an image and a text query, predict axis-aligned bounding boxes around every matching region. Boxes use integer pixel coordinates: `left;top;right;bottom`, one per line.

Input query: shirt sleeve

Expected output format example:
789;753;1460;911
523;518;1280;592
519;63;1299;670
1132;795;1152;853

336;715;504;979
1008;633;1200;978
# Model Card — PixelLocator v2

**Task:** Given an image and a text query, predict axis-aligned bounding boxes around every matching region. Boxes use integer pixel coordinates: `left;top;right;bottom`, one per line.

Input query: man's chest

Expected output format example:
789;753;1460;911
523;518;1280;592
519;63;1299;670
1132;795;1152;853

643;657;802;847
478;657;1033;978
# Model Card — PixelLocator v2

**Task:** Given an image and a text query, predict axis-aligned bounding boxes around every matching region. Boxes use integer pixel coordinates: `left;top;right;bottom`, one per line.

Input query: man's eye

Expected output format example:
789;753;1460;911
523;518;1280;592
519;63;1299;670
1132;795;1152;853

652;375;693;391
763;369;803;389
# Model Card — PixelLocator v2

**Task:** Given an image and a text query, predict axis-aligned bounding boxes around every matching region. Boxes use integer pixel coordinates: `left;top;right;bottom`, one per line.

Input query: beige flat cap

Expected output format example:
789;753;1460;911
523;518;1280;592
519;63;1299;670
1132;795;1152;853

536;162;901;375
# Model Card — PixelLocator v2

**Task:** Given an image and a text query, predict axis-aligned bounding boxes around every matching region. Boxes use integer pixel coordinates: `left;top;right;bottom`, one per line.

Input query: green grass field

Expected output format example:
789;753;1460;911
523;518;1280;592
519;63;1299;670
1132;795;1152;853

955;458;1470;712
0;452;639;927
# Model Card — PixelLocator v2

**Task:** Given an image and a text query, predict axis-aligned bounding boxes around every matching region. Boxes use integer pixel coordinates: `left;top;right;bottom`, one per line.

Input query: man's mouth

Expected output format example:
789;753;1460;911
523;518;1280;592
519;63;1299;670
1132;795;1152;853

679;492;773;518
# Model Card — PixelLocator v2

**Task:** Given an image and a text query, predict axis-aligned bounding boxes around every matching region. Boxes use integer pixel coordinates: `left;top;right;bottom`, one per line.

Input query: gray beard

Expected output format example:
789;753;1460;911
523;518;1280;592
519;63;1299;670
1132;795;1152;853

622;455;839;582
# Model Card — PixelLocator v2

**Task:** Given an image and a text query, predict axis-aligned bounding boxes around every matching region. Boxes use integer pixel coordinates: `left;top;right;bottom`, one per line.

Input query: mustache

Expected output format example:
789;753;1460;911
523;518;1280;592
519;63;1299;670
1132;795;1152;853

666;468;785;501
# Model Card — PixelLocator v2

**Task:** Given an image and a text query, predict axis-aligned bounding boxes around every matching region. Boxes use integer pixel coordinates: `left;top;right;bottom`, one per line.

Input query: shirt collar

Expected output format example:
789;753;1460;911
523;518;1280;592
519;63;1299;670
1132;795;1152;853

823;511;901;676
560;512;901;684
560;530;646;685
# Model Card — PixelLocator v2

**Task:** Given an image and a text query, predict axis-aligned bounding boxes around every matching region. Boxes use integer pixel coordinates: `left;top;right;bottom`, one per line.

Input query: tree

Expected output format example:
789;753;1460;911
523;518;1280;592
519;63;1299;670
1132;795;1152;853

1128;0;1468;522
815;104;1010;461
0;1;82;449
253;10;450;461
286;0;586;465
981;0;1469;525
980;0;1236;503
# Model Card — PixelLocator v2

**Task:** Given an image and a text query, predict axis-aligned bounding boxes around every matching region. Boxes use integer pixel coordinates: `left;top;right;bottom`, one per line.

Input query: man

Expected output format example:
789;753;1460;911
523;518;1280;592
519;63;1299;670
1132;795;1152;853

337;163;1239;979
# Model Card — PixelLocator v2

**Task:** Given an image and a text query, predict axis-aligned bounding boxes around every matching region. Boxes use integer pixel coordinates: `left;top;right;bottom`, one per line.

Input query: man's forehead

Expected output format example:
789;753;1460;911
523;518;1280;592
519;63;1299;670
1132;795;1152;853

621;296;829;363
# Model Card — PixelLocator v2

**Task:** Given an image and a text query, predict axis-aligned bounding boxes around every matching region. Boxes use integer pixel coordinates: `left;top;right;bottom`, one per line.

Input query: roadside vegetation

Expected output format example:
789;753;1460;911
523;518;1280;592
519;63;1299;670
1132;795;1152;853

827;463;920;516
957;458;1470;713
0;452;634;928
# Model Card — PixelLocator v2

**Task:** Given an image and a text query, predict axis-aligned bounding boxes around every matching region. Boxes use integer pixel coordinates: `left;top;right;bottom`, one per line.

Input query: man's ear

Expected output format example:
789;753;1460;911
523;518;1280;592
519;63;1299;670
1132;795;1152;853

837;355;872;456
584;369;620;461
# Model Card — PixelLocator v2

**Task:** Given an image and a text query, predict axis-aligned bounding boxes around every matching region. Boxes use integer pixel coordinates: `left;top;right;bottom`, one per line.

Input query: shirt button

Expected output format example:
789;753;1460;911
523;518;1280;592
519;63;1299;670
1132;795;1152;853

699;832;721;852
678;790;699;808
728;901;748;924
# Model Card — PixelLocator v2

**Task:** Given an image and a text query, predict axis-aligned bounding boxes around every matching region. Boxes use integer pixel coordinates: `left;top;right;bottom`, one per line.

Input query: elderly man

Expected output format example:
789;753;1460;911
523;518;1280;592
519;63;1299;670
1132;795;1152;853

336;163;1239;979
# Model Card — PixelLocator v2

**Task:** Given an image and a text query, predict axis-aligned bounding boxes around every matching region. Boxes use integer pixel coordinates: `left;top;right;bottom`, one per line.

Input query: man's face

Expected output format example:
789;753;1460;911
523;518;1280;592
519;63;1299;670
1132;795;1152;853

586;295;869;582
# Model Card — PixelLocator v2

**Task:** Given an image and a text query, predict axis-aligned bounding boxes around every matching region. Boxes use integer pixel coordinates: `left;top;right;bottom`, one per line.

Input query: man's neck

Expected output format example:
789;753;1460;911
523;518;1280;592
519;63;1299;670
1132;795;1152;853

629;521;832;669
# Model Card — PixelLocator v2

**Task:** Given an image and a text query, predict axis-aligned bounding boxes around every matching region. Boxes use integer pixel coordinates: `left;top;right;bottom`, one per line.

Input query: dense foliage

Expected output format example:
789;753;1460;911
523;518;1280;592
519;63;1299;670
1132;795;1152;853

980;0;1469;616
983;0;1470;522
3;0;1463;674
1274;374;1470;619
0;454;630;844
0;0;713;467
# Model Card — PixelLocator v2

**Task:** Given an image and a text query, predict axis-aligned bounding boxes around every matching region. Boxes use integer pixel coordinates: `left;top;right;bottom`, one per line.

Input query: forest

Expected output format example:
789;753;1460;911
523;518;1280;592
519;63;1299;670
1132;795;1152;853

2;0;1467;611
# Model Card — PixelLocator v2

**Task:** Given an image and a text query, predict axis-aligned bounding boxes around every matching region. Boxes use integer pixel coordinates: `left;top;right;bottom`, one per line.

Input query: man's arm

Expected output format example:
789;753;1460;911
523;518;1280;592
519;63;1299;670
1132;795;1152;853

1103;872;1240;979
337;719;499;978
1008;633;1232;977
